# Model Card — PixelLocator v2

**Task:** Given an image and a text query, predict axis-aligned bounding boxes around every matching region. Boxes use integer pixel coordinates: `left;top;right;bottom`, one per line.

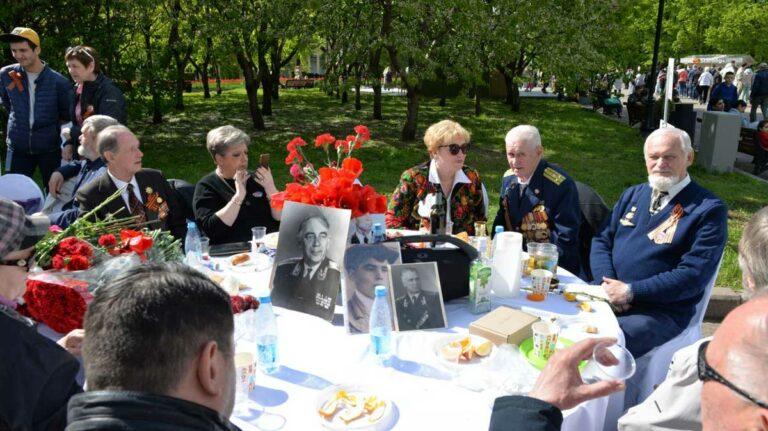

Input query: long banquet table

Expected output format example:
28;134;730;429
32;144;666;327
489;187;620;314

223;255;625;431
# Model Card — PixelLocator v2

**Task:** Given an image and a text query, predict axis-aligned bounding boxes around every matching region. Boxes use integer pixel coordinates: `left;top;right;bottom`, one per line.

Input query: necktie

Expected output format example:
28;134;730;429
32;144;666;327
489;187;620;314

127;183;147;224
650;190;669;215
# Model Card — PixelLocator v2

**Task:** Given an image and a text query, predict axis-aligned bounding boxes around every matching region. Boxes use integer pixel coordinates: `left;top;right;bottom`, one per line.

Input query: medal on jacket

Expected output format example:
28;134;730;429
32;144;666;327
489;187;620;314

620;206;637;226
647;204;683;244
315;292;333;309
520;203;550;242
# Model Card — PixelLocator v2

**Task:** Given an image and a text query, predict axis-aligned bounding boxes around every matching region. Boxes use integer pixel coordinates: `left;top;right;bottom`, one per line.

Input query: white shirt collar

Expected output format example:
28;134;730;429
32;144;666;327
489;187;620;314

108;169;142;209
650;174;691;212
428;159;470;188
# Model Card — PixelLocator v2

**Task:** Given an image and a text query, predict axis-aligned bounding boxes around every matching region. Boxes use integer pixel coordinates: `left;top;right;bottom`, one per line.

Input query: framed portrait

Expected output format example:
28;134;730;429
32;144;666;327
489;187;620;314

347;213;385;245
388;262;447;331
341;242;402;334
269;201;351;321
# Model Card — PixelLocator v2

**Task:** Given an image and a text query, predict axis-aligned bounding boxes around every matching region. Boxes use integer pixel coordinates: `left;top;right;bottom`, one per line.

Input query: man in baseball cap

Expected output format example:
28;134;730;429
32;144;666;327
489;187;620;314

0;26;73;188
0;198;84;430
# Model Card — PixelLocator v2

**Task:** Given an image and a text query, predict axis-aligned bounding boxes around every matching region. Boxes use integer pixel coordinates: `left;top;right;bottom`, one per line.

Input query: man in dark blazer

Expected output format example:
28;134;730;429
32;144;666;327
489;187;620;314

271;214;341;321
590;127;728;358
394;267;444;331
75;125;186;240
491;125;582;277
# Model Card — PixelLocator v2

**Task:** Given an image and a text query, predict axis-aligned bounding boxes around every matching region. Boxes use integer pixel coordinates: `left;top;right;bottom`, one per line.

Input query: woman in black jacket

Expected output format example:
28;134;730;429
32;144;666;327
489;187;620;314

63;45;126;160
194;125;281;245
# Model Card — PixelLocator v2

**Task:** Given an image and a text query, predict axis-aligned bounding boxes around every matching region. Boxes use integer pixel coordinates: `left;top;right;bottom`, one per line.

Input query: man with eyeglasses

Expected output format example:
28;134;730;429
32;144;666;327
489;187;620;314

0;198;84;430
619;206;768;430
491;124;582;276
271;213;341;321
0;27;73;187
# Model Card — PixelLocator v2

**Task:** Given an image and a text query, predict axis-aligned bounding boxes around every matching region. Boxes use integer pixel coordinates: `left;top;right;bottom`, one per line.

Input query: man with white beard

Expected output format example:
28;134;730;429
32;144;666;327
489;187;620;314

590;127;727;357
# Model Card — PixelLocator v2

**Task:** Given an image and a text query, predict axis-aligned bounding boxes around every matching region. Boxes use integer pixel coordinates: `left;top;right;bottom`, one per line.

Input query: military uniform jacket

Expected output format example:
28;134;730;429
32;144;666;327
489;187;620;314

271;257;341;321
394;291;444;331
492;160;581;275
590;181;727;327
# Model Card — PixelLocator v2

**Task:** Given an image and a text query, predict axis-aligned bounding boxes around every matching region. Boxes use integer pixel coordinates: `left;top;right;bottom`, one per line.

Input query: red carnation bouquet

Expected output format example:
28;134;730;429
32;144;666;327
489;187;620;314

271;125;387;218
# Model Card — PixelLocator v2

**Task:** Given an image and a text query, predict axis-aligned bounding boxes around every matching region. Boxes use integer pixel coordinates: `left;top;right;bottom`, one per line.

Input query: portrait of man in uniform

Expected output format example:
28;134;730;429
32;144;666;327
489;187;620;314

389;262;447;331
342;243;401;334
270;202;351;321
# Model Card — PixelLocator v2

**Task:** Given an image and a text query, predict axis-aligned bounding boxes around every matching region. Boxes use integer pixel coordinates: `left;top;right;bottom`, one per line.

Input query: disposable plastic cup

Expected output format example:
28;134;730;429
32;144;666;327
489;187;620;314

592;341;636;380
234;351;256;399
534;243;558;274
527;269;553;302
251;226;267;253
531;321;560;359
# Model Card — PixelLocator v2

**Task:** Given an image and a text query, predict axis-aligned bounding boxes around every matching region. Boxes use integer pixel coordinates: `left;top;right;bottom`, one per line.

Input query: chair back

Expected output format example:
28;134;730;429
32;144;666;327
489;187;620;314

168;178;195;221
575;181;611;281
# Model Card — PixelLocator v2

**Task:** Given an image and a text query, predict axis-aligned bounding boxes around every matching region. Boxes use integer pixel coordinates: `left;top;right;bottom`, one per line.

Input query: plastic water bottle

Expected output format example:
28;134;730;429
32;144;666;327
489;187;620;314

492;225;504;257
254;296;279;374
372;222;386;243
369;285;392;361
184;220;202;260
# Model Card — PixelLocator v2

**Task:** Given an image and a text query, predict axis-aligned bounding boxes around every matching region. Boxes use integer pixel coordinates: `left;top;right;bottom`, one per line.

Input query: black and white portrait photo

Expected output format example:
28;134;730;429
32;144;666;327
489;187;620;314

342;242;401;334
389;262;447;331
270;202;351;321
347;213;385;244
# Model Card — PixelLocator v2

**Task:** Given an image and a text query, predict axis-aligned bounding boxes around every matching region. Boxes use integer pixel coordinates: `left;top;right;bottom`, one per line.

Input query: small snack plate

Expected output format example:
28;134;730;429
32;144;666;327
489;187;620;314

316;385;393;431
225;253;271;273
519;337;586;371
433;333;497;369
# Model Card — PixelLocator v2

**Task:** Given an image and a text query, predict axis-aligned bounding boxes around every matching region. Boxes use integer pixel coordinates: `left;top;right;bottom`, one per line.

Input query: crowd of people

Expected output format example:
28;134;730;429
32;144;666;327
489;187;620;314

1;27;767;431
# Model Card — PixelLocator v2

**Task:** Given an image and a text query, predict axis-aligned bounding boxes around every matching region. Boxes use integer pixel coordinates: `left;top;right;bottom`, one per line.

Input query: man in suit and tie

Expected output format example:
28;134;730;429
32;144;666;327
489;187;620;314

590;127;728;357
271;213;341;321
394;267;444;331
491;125;582;276
75;125;186;240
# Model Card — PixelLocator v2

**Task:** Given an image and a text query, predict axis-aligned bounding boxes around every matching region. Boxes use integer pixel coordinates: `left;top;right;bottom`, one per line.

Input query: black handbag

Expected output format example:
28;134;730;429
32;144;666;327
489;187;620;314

385;234;479;301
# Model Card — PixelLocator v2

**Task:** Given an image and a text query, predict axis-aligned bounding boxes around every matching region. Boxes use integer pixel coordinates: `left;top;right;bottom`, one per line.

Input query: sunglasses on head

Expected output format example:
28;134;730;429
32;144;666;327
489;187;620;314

0;256;35;271
697;340;768;409
440;143;470;155
66;46;95;62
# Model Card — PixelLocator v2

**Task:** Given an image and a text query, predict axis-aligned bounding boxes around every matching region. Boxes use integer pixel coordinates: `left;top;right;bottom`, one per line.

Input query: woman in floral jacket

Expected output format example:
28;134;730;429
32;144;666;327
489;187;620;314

386;120;488;235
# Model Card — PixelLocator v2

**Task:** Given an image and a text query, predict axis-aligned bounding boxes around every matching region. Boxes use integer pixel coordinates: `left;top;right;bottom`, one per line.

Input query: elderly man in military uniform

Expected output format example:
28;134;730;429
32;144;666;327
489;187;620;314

394;267;445;331
491;125;581;276
590;127;727;357
271;214;341;321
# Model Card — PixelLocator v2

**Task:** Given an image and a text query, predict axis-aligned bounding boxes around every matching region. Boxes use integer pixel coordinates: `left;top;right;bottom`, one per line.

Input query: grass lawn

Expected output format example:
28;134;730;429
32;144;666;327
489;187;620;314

133;85;766;291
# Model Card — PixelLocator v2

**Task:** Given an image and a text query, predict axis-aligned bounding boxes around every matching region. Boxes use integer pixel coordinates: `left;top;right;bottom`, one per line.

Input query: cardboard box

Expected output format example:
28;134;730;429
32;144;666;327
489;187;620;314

469;306;539;346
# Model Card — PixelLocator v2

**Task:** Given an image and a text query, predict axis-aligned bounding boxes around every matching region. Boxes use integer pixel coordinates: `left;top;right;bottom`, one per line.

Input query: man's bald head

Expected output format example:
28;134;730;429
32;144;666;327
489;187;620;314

701;295;768;430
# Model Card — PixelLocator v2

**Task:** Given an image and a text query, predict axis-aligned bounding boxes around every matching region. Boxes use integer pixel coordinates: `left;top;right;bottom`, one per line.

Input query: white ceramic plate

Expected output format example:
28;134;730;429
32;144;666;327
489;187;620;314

316;385;394;431
433;333;497;369
225;253;271;273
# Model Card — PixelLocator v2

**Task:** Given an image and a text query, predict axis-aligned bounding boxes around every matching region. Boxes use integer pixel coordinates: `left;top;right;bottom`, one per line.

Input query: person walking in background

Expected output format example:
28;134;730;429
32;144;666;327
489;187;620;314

749;63;768;123
0;27;72;187
698;68;714;105
739;63;754;102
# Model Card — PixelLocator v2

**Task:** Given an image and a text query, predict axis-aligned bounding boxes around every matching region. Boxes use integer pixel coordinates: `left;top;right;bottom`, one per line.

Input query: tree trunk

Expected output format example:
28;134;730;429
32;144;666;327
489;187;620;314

510;82;521;112
143;28;162;124
370;48;383;119
500;69;514;105
474;84;481;116
402;86;420;141
270;41;281;101
168;0;185;110
258;35;272;116
174;60;185;110
214;62;222;95
234;51;265;130
202;37;213;99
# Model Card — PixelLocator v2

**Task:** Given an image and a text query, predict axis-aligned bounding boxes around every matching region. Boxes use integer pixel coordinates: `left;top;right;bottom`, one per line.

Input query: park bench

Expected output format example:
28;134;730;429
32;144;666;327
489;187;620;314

738;127;757;156
284;79;315;89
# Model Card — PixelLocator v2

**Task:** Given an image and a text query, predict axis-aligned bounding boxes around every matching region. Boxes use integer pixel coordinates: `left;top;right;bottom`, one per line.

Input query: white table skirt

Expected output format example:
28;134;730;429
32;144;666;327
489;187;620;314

226;261;625;431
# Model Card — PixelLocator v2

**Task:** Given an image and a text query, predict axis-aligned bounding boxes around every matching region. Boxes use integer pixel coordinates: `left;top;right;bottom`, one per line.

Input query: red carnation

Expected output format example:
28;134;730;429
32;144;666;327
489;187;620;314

354;125;370;141
98;234;117;247
287;136;307;151
315;133;336;148
67;255;91;271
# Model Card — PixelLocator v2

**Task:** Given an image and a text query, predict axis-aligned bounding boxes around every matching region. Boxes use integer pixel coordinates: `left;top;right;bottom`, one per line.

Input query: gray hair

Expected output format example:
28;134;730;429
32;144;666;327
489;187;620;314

644;126;693;156
82;115;119;139
297;214;330;243
206;125;250;158
505;125;542;149
400;267;420;282
739;206;768;293
97;125;133;158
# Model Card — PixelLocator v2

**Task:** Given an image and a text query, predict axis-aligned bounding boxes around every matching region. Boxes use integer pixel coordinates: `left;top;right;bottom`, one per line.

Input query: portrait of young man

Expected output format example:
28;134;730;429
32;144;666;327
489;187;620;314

342;242;401;334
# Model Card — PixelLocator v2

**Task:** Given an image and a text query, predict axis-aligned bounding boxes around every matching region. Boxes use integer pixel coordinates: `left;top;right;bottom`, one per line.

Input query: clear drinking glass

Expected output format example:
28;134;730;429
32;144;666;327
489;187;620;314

251;226;267;253
592;341;637;380
200;237;211;260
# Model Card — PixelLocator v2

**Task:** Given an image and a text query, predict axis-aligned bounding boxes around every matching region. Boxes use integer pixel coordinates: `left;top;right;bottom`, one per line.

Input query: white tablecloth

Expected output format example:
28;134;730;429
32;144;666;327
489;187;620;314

225;260;625;431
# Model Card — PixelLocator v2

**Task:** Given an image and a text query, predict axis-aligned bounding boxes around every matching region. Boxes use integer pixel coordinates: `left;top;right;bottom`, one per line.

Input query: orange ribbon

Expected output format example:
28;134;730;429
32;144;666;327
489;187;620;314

6;71;24;92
